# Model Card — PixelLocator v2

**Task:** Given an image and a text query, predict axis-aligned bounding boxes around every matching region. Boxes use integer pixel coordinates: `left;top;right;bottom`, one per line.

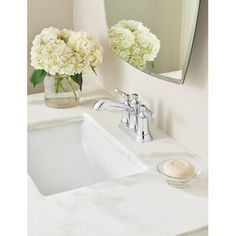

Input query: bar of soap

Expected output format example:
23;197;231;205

162;159;195;178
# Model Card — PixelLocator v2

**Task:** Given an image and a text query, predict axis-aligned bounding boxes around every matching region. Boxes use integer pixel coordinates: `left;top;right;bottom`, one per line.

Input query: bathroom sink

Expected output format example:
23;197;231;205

28;117;148;196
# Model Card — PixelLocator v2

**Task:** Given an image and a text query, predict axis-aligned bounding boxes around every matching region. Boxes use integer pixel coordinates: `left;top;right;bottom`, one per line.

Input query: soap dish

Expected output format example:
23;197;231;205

157;159;201;188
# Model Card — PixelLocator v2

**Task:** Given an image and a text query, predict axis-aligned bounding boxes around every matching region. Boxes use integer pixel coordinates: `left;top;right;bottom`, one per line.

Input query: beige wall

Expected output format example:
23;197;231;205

74;0;208;158
27;0;73;94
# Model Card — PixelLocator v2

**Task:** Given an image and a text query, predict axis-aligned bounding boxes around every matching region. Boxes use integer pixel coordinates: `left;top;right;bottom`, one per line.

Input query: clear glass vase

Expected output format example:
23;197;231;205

44;75;80;108
143;61;155;73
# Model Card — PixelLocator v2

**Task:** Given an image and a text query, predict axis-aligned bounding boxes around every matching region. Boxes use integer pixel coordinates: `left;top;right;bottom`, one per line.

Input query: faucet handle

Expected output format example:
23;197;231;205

139;105;153;118
131;93;139;103
130;93;141;113
115;88;130;103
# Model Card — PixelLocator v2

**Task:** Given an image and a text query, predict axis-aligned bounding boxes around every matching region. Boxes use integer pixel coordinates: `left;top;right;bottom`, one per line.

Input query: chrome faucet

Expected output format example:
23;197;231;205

93;89;153;143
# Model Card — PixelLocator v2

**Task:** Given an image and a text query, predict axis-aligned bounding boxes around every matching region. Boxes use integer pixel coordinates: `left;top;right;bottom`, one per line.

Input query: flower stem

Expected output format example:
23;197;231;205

55;77;60;93
59;80;67;92
67;76;77;100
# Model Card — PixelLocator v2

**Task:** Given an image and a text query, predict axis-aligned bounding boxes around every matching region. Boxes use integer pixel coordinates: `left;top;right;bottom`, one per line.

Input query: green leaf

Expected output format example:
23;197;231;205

29;69;47;87
91;66;97;76
71;73;83;91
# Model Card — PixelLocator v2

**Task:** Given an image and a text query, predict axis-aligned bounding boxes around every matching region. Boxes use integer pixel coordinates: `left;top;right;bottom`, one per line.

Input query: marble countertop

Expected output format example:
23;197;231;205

28;83;208;236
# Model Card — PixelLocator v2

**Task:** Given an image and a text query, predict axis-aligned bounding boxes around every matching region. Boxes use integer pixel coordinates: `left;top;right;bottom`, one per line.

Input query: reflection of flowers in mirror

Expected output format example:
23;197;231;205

108;20;160;70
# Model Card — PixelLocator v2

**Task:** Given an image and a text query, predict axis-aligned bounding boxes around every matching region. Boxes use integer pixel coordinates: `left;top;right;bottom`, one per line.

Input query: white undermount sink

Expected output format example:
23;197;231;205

28;116;148;196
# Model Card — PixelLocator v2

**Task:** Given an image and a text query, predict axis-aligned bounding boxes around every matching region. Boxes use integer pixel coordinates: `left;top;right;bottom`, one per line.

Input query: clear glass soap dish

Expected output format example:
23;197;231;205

157;159;201;188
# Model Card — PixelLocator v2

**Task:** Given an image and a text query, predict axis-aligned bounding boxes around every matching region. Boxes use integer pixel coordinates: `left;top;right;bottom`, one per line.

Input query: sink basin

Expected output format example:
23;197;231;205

28;117;148;196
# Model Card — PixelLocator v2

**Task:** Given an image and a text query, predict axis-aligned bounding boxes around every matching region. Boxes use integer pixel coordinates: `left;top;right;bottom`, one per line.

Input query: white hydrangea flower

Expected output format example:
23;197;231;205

30;27;103;76
68;31;103;69
108;20;160;69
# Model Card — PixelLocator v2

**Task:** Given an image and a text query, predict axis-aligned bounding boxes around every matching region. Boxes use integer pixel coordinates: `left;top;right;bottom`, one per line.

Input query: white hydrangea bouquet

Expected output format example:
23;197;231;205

108;20;160;70
30;27;103;107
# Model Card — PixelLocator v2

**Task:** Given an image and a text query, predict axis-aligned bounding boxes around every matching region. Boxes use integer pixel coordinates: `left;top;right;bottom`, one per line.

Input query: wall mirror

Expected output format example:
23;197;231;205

104;0;201;84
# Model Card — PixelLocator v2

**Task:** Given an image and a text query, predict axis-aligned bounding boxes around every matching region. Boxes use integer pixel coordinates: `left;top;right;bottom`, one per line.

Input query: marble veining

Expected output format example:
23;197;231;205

28;84;208;236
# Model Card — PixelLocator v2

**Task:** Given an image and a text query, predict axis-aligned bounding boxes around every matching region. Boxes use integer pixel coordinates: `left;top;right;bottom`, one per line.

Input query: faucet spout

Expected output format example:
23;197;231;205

93;99;133;111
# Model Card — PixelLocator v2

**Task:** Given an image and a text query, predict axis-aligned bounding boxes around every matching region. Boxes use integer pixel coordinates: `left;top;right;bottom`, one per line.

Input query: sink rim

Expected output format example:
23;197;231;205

28;113;148;169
